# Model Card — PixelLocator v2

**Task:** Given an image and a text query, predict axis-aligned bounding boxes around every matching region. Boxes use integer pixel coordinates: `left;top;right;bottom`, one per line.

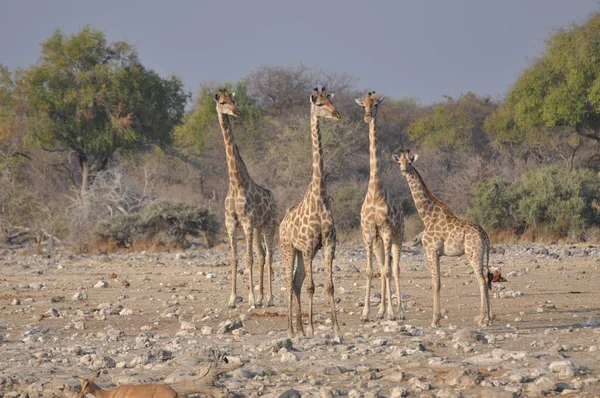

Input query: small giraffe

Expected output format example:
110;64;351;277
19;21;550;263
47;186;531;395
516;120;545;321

215;89;276;309
279;87;343;342
355;91;405;322
392;150;493;327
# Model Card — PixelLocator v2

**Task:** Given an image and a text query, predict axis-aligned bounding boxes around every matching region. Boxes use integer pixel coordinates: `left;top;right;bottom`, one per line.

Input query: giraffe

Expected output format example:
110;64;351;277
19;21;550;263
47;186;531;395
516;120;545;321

392;150;493;327
355;91;405;322
279;87;343;342
215;89;276;309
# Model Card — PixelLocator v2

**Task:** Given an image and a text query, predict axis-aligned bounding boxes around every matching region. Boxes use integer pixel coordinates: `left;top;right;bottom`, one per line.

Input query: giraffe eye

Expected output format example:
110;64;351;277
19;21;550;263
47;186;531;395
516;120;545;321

220;101;226;105
316;103;324;107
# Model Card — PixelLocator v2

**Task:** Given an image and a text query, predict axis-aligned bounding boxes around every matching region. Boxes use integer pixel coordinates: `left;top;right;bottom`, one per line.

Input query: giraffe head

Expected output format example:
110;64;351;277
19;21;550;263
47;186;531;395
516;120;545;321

74;370;101;398
214;89;241;118
355;91;385;123
392;149;418;174
310;87;341;120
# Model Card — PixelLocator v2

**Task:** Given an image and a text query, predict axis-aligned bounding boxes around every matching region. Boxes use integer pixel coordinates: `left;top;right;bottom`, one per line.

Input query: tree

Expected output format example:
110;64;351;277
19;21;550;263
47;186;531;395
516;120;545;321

486;13;600;148
17;27;189;201
407;92;495;153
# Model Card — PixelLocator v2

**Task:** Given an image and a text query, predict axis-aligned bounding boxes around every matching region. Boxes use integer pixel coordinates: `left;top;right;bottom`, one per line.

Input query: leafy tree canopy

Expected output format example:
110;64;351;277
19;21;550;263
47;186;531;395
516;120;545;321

17;26;189;193
486;13;600;144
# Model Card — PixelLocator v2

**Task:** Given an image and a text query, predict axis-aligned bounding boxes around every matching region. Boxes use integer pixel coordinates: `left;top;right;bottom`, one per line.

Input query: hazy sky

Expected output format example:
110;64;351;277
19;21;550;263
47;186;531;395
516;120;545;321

1;0;598;104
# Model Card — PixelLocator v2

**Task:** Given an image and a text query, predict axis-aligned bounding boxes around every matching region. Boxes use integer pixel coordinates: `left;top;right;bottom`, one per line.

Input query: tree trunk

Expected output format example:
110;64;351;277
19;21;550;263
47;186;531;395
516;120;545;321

79;151;90;213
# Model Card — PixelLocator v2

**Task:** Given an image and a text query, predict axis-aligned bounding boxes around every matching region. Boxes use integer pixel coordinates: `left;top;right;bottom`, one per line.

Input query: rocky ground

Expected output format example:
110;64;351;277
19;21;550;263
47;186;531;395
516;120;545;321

0;241;599;397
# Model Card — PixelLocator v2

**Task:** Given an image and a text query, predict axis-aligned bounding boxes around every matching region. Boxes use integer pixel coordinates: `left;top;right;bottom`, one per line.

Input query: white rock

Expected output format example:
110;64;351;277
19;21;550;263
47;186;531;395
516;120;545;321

180;321;196;330
72;292;87;301
119;308;133;316
94;280;109;288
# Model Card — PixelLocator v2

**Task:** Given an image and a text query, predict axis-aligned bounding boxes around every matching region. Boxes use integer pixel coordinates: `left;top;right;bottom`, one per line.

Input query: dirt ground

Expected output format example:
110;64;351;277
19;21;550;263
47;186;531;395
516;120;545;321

0;241;599;397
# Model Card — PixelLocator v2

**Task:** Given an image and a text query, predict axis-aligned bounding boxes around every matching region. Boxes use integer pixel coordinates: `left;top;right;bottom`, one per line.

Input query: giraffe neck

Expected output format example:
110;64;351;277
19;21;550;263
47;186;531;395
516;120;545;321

367;118;382;194
218;111;249;188
308;111;326;198
403;168;449;221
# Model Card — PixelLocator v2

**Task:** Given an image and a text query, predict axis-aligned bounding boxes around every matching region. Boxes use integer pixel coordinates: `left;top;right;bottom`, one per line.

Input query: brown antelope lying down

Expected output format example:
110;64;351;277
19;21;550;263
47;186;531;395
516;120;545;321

75;359;243;398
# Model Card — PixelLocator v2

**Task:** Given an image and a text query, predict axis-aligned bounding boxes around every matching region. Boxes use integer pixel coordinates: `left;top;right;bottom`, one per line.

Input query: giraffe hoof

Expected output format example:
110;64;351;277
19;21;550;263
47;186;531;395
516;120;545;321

360;316;369;323
267;297;275;307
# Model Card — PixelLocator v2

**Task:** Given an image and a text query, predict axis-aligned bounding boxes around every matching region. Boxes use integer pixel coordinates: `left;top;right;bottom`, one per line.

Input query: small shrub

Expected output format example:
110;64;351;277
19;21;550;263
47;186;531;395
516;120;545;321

139;201;219;246
94;201;219;248
94;213;141;248
468;177;518;231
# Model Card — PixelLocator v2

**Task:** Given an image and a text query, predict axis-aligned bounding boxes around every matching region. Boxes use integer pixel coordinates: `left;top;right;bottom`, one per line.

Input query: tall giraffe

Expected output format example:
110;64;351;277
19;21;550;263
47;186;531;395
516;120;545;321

392;150;493;327
355;91;404;322
279;87;343;342
215;89;276;309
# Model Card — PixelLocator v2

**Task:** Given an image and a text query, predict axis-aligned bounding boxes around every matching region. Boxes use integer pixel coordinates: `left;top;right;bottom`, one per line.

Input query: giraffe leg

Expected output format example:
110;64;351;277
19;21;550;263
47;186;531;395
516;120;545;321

253;227;265;307
242;223;255;308
227;220;239;309
282;242;296;338
263;220;276;307
360;234;375;323
382;235;396;321
304;250;315;338
324;243;342;343
293;251;306;337
373;238;387;319
427;250;442;327
392;242;405;321
470;249;491;327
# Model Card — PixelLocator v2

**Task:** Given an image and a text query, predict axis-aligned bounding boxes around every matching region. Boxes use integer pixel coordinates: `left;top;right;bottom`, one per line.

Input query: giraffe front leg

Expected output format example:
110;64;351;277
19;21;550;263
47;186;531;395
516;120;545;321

264;220;276;307
243;224;255;308
360;237;374;323
253;228;265;307
382;237;396;321
392;242;405;321
282;243;296;338
304;250;315;338
373;238;387;319
227;220;239;308
324;243;342;343
428;250;442;327
293;251;306;337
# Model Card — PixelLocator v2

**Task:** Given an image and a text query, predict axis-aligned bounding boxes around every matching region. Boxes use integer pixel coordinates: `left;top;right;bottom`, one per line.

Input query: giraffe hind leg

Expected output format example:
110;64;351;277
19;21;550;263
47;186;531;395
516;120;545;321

253;227;265;307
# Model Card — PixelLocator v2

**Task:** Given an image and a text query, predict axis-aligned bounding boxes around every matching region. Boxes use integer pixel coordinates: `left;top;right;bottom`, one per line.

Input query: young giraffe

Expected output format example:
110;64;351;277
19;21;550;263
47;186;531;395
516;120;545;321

355;91;405;322
392;150;493;327
279;87;343;342
215;89;276;309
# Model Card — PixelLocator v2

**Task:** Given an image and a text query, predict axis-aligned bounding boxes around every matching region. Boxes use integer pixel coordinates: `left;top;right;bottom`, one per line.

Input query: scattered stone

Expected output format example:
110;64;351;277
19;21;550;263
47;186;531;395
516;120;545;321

94;280;109;288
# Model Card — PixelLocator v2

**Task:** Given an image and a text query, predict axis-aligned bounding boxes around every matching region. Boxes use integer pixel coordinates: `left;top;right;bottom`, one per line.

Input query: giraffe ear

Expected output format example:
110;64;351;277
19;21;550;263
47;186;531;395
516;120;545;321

327;93;334;100
355;99;365;107
230;92;236;100
310;94;317;104
376;97;385;106
391;154;401;163
411;154;419;162
214;93;219;102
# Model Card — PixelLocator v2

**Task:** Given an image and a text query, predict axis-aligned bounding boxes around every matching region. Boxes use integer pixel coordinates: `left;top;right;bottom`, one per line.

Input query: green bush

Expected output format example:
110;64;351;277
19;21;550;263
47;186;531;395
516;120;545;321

94;201;219;248
514;165;599;240
95;213;141;247
469;166;600;240
467;177;518;231
139;201;219;246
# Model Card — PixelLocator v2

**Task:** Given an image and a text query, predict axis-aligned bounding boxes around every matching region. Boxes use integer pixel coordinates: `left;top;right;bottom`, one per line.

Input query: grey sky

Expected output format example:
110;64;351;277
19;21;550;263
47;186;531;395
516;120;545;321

1;0;597;104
